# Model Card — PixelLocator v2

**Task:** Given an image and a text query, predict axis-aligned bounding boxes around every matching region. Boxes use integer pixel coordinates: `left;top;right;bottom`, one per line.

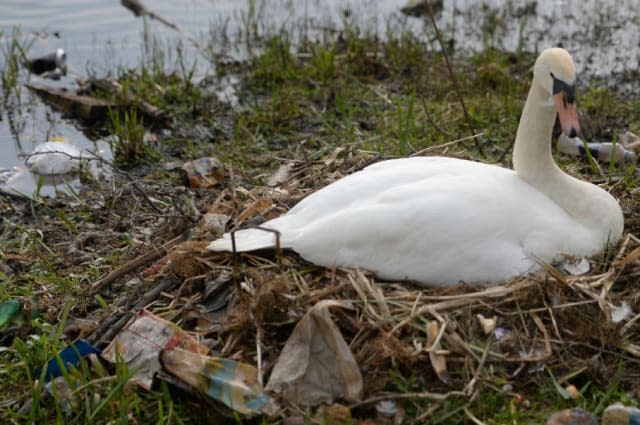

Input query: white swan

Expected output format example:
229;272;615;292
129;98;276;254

209;48;624;287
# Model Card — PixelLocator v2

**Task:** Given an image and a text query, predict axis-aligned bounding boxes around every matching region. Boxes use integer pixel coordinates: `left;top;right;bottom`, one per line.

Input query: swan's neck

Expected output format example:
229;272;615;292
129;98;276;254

513;83;559;182
512;82;623;247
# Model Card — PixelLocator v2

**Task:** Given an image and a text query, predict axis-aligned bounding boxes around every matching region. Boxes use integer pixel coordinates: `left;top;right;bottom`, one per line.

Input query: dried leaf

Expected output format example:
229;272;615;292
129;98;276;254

234;198;273;226
426;321;448;384
476;314;497;335
266;163;294;187
265;299;363;405
323;146;346;166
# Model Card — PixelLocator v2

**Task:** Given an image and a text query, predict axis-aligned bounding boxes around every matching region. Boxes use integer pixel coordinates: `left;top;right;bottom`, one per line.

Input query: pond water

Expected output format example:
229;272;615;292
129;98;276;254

0;0;638;197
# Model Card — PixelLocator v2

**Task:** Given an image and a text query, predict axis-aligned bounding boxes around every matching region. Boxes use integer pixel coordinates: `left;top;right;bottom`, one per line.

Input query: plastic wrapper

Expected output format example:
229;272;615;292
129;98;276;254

26;140;82;175
161;348;277;416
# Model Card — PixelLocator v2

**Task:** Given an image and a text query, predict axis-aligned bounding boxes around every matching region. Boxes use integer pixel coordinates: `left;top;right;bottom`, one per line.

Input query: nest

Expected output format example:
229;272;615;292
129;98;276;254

87;145;640;421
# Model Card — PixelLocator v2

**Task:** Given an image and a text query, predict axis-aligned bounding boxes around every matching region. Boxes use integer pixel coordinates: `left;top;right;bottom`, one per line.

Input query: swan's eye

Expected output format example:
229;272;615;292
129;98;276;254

551;74;575;103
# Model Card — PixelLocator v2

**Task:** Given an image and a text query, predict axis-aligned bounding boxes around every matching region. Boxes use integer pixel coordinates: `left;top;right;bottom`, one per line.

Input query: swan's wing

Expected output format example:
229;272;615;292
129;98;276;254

208;157;487;252
289;170;576;285
284;157;496;222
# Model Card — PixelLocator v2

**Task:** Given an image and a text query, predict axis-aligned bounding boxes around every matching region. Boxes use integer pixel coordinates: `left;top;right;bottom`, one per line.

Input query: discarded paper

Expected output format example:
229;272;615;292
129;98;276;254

101;309;209;390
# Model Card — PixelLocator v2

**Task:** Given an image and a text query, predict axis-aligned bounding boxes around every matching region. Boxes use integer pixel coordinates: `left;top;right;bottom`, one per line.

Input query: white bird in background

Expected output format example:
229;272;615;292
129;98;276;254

209;48;624;287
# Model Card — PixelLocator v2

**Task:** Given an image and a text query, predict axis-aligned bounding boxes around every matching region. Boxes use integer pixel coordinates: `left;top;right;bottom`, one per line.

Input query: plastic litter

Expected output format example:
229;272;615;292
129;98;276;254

160;347;278;416
27;48;67;76
18;376;78;416
611;301;633;323
602;403;640;425
620;131;640;150
0;300;22;329
0;299;40;331
0;166;33;197
545;407;597;425
101;309;210;390
38;340;101;382
265;299;363;406
557;133;637;164
26;139;82;175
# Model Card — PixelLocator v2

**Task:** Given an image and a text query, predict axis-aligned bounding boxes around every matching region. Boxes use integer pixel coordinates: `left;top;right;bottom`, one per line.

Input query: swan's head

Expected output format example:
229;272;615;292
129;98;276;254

533;48;580;137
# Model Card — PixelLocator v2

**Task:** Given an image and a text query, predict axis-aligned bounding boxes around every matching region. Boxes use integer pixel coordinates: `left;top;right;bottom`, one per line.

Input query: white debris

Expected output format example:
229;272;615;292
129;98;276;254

611;301;633;323
26;140;82;175
559;256;590;275
557;133;637;164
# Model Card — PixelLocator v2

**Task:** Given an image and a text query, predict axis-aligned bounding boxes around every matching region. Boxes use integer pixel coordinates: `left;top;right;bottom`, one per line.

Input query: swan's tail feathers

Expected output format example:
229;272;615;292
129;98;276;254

208;227;283;252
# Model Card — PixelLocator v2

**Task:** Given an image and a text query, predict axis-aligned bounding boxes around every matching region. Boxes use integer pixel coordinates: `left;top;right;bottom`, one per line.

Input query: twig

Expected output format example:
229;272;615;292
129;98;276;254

350;389;467;408
423;0;484;156
90;230;189;294
410;133;484;157
88;277;175;345
497;137;516;163
256;325;264;387
464;407;488;425
417;87;452;137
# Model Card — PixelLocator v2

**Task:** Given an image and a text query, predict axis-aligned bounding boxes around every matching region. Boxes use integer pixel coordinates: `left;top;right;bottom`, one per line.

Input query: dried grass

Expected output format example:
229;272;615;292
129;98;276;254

92;145;640;418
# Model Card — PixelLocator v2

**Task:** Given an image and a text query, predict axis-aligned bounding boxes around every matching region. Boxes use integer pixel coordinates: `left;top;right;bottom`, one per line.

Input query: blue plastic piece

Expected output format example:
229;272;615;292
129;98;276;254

38;340;101;382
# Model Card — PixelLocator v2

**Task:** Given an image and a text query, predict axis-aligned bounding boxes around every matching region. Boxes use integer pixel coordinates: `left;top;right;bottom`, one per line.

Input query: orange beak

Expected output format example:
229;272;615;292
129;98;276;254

554;92;580;138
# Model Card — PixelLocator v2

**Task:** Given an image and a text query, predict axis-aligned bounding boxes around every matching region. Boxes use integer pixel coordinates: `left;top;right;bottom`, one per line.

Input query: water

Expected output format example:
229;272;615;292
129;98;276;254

0;0;638;197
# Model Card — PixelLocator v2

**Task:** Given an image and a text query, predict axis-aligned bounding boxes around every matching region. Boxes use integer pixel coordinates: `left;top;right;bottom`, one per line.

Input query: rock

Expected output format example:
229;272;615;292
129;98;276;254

181;157;224;188
200;213;229;237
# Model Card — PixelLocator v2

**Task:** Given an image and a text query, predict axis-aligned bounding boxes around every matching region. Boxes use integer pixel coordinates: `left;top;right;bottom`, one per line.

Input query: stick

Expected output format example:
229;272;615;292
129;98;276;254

90;231;189;294
410;133;484;157
89;277;176;346
424;0;484;156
